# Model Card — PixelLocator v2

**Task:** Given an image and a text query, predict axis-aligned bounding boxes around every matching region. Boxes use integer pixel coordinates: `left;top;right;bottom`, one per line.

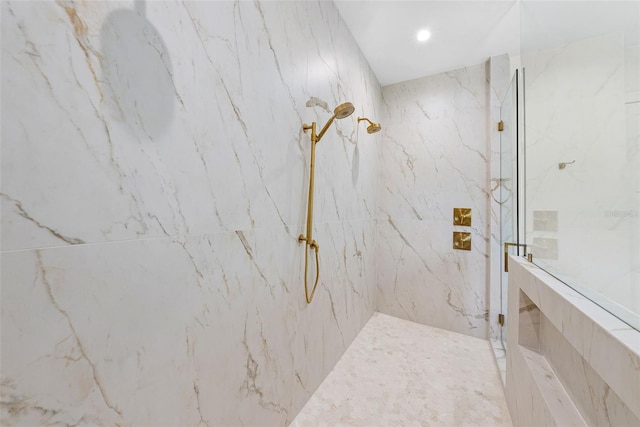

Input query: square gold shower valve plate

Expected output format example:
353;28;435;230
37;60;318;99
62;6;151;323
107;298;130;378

453;232;471;251
453;208;472;226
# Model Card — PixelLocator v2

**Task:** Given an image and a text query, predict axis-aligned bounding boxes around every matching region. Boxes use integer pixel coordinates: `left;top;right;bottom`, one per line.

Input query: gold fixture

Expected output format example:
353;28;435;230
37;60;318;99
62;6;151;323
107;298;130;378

453;232;471;250
498;121;504;131
527;253;533;263
558;160;575;170
504;242;527;272
498;313;505;326
357;117;382;134
299;102;355;304
453;208;472;226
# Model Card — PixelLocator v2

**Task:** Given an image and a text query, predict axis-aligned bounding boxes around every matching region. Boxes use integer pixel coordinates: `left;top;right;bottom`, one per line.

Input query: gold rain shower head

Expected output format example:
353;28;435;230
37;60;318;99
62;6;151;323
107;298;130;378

358;117;382;134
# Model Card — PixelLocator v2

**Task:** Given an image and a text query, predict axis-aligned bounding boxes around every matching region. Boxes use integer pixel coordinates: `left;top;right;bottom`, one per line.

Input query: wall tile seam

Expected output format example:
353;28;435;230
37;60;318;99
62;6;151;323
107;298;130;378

0;218;379;254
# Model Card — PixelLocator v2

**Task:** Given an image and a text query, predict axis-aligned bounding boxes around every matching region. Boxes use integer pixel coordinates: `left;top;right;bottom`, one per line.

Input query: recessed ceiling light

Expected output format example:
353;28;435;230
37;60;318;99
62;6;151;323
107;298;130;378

416;29;431;42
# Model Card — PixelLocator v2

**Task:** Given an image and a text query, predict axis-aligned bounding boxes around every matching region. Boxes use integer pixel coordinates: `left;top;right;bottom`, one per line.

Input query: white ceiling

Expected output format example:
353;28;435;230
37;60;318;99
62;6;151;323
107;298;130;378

335;0;640;87
335;1;520;86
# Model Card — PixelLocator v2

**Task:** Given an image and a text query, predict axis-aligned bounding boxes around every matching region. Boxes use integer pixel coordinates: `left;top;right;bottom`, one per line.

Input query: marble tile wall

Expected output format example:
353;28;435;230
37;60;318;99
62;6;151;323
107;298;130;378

376;63;491;339
0;1;381;425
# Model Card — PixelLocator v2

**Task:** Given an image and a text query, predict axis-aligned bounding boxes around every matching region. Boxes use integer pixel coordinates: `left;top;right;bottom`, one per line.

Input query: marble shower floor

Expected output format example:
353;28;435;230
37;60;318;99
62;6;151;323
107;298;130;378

291;313;512;427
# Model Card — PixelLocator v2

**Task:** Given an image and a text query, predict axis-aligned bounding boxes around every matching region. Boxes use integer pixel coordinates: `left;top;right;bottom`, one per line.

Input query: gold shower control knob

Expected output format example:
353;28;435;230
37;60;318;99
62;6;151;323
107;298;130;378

453;208;472;226
453;232;471;250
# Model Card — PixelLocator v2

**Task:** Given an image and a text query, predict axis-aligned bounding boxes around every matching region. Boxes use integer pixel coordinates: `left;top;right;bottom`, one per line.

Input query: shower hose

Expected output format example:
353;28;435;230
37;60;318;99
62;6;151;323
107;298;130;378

303;240;320;303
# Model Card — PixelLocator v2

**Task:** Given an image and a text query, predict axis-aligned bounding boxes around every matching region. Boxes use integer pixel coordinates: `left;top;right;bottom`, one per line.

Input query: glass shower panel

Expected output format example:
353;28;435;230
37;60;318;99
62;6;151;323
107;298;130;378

521;1;639;330
498;70;519;349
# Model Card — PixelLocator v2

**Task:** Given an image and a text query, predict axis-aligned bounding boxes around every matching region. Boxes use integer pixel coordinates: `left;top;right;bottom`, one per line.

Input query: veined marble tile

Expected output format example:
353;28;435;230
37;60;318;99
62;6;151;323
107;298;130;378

291;312;512;427
1;0;381;425
376;218;489;338
1;219;377;425
1;0;381;251
379;63;489;223
541;315;638;426
376;63;490;339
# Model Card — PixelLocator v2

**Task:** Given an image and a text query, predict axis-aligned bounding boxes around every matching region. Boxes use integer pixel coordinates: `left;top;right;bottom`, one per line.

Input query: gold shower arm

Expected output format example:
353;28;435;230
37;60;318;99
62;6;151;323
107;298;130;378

357;116;382;134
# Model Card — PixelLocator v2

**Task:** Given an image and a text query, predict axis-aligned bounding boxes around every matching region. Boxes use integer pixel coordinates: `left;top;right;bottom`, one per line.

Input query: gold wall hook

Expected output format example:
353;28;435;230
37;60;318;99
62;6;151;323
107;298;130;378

558;160;575;170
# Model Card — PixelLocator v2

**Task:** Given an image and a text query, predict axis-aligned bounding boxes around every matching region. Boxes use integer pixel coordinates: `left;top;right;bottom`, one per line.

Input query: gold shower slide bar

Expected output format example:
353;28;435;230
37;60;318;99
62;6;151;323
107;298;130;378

299;102;355;303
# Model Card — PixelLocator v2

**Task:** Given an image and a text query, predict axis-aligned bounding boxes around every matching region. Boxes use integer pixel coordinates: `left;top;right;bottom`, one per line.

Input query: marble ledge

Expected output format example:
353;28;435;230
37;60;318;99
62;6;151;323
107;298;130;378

509;256;640;420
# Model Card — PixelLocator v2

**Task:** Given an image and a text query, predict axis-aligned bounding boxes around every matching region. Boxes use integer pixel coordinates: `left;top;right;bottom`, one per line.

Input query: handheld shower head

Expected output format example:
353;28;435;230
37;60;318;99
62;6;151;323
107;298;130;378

334;102;355;119
304;101;355;143
358;117;382;134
